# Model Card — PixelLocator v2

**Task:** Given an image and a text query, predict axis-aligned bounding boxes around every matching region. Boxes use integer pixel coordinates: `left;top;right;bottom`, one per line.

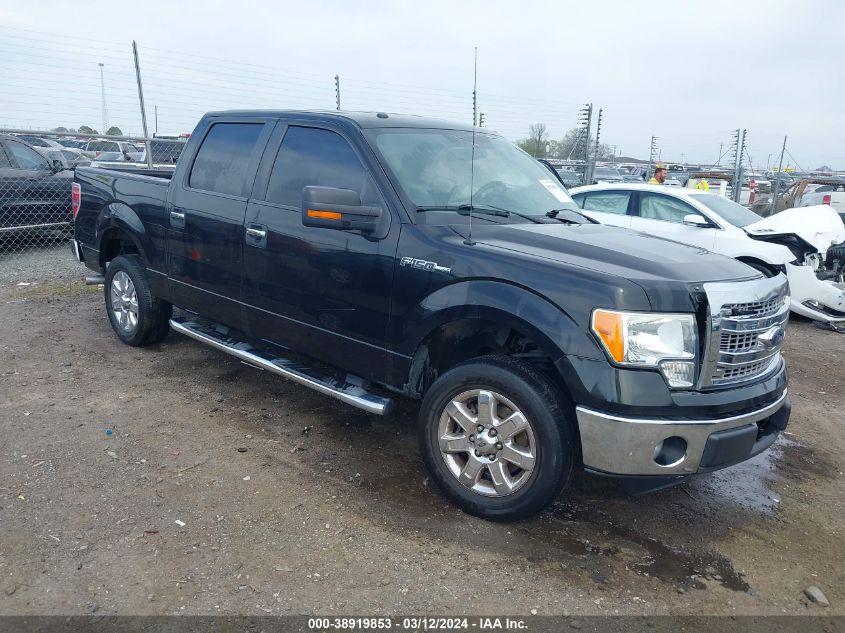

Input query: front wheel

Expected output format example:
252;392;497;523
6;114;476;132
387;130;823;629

104;254;172;346
418;356;576;521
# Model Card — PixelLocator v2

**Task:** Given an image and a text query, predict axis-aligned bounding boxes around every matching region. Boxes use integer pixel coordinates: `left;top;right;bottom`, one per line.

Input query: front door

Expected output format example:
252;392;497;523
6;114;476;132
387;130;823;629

241;123;399;382
166;119;273;328
630;191;717;250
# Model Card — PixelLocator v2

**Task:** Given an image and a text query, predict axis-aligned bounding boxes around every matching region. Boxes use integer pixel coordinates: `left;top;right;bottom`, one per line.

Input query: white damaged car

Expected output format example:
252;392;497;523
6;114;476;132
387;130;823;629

569;183;845;325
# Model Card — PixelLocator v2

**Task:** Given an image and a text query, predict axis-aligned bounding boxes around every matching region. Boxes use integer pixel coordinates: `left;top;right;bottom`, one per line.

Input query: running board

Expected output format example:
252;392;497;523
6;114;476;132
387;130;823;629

169;317;393;415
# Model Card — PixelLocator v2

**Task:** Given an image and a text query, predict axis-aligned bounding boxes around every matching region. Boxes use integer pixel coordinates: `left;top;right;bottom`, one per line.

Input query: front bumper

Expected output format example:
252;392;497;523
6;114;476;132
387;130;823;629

786;263;845;324
576;390;790;476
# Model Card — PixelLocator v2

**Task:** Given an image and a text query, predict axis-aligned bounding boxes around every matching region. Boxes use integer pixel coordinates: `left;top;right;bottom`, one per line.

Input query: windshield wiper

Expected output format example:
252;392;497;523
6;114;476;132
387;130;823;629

415;204;508;217
545;208;596;224
415;204;543;224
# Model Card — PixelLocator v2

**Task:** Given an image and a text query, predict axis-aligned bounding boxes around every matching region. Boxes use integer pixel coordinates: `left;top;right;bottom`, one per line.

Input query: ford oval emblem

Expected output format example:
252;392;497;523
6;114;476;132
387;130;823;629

758;325;784;349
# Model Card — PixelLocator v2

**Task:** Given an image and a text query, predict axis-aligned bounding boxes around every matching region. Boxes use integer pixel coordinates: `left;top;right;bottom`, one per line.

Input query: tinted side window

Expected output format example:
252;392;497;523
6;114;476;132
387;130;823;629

583;191;630;214
6;141;50;170
189;123;263;196
266;127;373;207
0;144;12;168
571;193;586;208
639;193;695;223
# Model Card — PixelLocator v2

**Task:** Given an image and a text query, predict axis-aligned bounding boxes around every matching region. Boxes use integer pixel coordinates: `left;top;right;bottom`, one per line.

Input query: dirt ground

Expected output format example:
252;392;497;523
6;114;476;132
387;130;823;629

0;247;843;617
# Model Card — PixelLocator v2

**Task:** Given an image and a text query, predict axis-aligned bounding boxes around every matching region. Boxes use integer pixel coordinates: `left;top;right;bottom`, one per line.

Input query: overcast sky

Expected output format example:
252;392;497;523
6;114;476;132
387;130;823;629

1;0;843;168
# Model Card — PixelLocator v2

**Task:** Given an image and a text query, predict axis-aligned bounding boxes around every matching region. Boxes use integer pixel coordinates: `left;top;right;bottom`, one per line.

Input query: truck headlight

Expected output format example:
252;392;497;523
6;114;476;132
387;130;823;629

591;310;697;388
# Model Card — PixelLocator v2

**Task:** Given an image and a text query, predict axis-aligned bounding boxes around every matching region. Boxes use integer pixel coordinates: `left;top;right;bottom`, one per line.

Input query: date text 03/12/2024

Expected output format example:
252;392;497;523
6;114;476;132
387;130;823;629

307;617;528;630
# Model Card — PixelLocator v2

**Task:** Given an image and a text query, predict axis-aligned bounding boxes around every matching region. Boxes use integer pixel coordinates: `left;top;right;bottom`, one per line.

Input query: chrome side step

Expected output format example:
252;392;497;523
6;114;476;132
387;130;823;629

169;317;393;415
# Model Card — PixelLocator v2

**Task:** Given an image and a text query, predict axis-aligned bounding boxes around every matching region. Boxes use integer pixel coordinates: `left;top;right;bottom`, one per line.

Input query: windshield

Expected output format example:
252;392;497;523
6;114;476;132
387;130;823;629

688;193;763;227
594;167;622;178
368;128;580;218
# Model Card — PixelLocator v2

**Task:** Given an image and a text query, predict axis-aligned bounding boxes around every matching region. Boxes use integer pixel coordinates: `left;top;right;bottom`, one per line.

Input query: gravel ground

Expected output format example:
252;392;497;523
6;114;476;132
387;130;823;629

0;246;843;617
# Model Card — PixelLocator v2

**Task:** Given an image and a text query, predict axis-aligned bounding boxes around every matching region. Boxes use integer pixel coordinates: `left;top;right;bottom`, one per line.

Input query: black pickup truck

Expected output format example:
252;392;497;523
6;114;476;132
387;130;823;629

72;111;791;520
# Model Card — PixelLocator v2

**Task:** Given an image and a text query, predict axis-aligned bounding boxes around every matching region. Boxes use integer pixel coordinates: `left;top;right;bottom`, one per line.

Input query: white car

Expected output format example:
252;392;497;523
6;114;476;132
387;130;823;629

569;183;845;325
796;182;845;219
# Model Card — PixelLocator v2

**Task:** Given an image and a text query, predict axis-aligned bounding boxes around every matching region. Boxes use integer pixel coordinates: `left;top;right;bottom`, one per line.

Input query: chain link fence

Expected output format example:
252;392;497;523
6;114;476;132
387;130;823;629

0;129;184;256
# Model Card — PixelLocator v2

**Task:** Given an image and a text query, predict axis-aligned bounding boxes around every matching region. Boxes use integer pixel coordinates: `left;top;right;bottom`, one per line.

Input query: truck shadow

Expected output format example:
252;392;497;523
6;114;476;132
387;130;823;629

161;333;833;595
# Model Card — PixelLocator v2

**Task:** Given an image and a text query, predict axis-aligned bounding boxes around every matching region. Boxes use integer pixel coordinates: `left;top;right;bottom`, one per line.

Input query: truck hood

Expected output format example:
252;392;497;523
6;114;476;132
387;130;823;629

457;222;755;284
745;205;845;253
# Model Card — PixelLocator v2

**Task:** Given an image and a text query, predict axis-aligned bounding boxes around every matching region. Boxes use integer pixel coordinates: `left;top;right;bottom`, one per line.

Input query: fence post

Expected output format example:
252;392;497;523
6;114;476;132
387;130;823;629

132;40;153;168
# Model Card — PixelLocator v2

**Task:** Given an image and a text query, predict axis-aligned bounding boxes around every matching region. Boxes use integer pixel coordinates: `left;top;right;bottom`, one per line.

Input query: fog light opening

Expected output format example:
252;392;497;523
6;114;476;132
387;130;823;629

653;436;687;467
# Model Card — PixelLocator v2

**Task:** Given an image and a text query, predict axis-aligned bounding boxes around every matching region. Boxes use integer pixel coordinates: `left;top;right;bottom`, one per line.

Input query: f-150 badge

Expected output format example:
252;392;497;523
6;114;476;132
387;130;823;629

400;257;451;274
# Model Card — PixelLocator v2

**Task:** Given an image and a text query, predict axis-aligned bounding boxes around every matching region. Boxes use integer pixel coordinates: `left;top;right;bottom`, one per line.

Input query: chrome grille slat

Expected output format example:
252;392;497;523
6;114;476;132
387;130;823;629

700;277;789;389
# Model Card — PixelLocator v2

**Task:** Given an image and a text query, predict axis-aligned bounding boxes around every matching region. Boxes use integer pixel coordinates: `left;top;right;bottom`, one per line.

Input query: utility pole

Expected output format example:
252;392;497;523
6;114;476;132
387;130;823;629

98;63;109;135
334;75;341;110
718;142;723;166
732;128;746;202
131;41;153;167
770;136;787;215
593;108;603;159
154;105;158;137
578;103;593;183
647;135;658;179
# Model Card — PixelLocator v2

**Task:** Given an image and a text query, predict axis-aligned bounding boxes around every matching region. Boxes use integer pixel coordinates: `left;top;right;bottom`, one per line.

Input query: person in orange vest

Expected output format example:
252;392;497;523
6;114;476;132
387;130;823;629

648;164;667;184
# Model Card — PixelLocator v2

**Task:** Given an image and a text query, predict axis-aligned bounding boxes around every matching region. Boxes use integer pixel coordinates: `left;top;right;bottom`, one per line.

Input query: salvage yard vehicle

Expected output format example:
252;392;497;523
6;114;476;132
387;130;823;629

570;183;845;326
761;176;845;220
72;111;791;520
0;133;72;240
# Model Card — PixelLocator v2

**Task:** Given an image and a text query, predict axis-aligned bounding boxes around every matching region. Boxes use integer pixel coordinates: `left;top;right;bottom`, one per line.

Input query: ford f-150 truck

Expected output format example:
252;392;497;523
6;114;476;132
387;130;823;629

71;111;791;520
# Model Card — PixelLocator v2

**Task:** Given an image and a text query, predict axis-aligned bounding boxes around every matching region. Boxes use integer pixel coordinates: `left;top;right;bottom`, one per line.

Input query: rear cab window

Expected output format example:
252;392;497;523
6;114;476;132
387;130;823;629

188;123;265;196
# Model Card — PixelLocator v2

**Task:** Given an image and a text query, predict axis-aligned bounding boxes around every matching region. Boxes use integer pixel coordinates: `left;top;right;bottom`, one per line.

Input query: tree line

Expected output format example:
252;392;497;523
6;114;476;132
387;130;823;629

52;125;124;136
517;123;613;160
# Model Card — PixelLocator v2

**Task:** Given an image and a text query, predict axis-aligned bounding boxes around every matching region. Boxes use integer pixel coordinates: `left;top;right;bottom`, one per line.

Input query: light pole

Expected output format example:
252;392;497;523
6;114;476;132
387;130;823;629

99;63;109;134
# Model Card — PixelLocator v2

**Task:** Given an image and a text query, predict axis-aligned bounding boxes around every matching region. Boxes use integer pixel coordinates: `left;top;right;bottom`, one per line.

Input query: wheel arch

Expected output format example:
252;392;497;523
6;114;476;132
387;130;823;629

96;202;149;270
401;280;596;401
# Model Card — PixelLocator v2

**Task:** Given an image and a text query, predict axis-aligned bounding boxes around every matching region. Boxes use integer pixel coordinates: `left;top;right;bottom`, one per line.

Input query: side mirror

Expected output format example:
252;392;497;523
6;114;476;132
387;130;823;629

683;214;710;227
51;159;64;173
301;186;382;233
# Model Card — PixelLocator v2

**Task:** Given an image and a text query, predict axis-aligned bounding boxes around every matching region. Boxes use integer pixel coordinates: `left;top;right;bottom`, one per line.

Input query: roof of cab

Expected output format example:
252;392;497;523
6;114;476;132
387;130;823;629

203;109;478;132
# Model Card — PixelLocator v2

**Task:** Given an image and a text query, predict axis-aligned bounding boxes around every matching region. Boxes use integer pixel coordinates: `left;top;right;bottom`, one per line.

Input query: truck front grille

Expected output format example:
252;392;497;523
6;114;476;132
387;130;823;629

721;297;782;319
700;277;790;389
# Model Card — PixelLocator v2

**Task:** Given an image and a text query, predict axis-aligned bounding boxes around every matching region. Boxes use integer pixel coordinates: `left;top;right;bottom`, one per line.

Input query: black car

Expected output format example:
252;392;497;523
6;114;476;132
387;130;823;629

0;134;72;241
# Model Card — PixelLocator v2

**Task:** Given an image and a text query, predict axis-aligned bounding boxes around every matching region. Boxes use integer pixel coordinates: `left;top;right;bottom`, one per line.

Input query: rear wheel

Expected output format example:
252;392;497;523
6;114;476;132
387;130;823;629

418;356;576;521
104;255;172;346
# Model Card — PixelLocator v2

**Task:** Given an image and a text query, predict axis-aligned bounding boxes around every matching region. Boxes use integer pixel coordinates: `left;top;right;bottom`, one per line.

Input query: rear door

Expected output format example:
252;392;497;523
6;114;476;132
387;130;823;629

572;189;633;228
241;122;399;382
165;118;274;328
630;191;716;250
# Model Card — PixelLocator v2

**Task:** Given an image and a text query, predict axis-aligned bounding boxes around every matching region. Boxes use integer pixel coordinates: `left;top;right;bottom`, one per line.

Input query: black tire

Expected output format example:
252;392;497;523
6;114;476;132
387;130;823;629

104;254;172;347
418;355;576;521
